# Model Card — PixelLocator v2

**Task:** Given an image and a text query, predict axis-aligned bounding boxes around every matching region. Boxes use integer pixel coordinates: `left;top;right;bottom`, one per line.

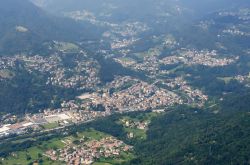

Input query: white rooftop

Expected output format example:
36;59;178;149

0;125;11;133
22;122;34;127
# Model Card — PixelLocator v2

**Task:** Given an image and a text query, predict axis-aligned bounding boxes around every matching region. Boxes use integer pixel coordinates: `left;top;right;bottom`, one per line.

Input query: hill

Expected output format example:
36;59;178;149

0;0;103;55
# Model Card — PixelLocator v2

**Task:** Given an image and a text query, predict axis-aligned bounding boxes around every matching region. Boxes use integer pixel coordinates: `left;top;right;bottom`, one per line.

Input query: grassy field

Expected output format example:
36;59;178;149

93;163;112;165
75;128;108;141
0;69;14;79
0;137;65;165
117;57;136;63
217;77;234;84
97;151;135;164
121;112;159;124
41;138;65;149
1;146;63;165
54;42;79;53
166;64;184;74
43;122;60;129
125;127;147;140
134;46;162;60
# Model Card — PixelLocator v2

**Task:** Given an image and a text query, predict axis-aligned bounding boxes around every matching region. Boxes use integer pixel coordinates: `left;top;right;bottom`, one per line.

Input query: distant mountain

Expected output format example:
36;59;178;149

30;0;188;21
0;0;103;55
31;0;250;19
180;0;250;15
174;7;250;54
29;0;250;46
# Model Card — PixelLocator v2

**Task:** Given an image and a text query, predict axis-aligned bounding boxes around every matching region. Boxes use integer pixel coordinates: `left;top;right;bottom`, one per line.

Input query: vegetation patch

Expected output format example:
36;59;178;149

0;69;14;79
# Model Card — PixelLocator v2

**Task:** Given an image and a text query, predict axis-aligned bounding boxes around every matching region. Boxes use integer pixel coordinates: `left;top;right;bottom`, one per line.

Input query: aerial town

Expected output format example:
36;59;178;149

0;6;246;150
0;22;237;140
0;1;249;165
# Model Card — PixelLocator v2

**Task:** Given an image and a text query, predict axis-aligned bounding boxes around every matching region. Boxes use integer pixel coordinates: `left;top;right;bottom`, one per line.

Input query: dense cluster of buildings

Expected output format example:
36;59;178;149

222;27;247;36
133;56;160;75
0;74;209;138
115;47;162;76
44;136;133;165
234;73;250;87
0;121;38;137
0;108;109;138
21;54;100;89
0;54;100;89
163;77;208;106
0;56;16;70
47;59;100;89
82;76;183;112
111;38;139;50
218;8;250;21
161;49;237;67
114;47;236;79
218;9;250;36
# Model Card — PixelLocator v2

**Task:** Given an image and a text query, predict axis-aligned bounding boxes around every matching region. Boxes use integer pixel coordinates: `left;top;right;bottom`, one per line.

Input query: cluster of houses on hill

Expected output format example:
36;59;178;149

45;136;133;165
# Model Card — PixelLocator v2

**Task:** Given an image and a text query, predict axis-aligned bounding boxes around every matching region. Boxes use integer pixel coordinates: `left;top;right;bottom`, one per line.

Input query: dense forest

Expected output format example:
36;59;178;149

127;91;250;165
